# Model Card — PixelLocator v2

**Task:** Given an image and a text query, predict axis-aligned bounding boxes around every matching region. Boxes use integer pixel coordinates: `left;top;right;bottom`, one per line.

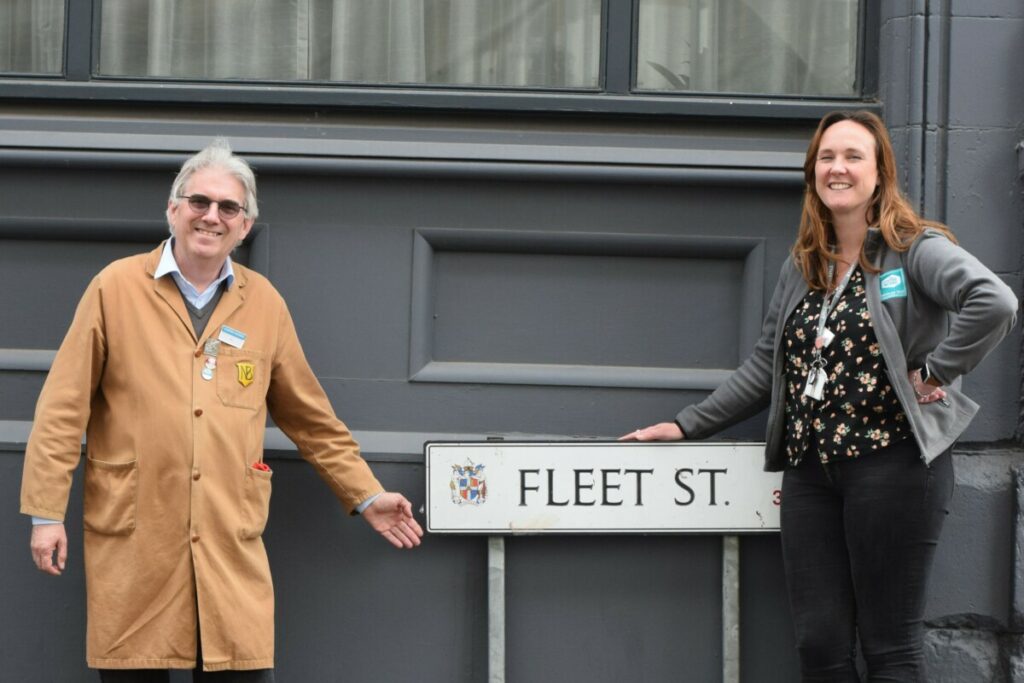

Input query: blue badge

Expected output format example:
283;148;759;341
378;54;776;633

879;268;908;301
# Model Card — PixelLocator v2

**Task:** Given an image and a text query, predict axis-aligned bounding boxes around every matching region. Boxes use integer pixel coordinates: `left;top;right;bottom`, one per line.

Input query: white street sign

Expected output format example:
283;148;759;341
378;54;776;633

426;441;781;534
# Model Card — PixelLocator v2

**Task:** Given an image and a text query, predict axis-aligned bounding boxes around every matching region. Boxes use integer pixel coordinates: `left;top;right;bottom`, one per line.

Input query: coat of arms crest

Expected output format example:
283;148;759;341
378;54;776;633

450;461;487;505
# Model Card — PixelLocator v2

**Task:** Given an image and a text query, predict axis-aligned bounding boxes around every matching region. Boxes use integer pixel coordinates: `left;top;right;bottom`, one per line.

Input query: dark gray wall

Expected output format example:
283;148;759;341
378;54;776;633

880;2;1024;679
1;2;1023;681
0;117;807;682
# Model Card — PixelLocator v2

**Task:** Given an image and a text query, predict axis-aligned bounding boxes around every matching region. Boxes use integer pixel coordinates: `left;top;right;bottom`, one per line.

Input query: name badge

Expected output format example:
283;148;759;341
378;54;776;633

815;328;835;350
879;268;908;301
803;368;826;400
218;325;247;349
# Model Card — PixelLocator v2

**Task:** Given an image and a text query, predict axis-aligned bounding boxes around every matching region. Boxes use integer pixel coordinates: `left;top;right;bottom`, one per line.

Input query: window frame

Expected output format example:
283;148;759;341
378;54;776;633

1;0;880;121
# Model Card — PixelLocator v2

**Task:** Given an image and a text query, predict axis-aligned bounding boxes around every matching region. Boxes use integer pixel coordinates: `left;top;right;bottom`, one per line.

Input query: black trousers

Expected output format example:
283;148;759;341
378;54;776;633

780;438;953;682
99;669;273;683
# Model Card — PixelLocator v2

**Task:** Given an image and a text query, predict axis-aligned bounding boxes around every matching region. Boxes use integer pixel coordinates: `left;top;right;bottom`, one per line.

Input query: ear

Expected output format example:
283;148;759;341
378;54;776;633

239;217;255;242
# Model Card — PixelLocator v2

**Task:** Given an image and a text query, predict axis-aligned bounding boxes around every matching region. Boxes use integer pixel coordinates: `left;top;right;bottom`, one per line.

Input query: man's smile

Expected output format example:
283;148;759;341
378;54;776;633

194;225;224;237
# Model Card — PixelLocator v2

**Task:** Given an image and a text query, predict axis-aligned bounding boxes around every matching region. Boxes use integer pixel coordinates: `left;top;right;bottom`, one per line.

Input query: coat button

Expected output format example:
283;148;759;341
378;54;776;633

191;535;200;543
194;349;202;358
193;472;201;481
194;409;203;417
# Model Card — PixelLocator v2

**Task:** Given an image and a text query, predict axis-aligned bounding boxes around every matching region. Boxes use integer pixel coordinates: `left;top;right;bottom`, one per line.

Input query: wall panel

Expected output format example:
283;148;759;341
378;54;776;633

0;122;833;681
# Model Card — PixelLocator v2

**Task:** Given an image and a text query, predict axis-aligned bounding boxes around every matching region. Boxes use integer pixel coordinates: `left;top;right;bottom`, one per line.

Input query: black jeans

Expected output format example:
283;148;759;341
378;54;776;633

99;670;273;683
780;439;953;682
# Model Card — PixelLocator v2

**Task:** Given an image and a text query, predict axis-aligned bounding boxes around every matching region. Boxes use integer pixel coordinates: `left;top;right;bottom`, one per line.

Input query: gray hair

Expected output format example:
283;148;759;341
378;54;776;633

167;138;259;232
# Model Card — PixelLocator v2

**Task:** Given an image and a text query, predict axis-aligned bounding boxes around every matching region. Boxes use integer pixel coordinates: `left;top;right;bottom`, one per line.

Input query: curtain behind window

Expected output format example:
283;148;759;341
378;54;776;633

637;0;859;96
98;0;859;96
0;0;64;74
99;0;601;88
327;0;599;87
99;0;313;80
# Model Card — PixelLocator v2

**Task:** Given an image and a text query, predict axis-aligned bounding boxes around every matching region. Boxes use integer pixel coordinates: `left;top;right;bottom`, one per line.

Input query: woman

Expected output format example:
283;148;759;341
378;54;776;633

624;110;1017;681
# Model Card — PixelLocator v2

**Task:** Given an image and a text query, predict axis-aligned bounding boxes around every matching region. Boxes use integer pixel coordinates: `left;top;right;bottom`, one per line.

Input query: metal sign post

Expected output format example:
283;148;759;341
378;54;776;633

488;536;506;683
427;441;781;683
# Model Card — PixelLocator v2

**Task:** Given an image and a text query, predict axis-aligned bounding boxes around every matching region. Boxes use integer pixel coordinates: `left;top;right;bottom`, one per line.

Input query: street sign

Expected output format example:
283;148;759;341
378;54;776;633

426;441;781;534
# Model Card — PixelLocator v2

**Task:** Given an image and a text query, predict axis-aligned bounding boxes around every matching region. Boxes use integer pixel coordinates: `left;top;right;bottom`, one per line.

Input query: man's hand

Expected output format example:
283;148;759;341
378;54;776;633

361;492;424;549
30;523;67;576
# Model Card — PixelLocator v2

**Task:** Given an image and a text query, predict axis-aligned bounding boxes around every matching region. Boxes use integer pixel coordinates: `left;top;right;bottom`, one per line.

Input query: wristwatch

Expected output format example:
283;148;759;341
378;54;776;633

918;364;931;384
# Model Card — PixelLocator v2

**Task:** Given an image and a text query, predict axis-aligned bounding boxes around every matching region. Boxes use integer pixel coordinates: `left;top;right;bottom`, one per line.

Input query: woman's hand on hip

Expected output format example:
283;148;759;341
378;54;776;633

619;422;684;441
909;368;947;404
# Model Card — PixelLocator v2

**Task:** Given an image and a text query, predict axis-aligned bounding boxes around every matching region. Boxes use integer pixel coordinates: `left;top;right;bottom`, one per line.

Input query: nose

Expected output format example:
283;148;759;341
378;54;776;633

200;201;222;223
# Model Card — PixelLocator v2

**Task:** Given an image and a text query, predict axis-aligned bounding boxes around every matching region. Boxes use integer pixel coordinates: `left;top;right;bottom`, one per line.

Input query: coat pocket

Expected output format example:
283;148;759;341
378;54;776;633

83;458;138;535
216;348;267;411
239;466;273;540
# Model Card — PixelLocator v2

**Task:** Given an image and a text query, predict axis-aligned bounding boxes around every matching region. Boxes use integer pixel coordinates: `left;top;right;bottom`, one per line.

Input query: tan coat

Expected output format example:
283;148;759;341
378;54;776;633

20;243;383;671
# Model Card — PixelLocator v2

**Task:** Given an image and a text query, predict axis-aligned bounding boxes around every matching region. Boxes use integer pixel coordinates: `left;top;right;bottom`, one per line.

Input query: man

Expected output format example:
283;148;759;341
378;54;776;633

20;139;423;681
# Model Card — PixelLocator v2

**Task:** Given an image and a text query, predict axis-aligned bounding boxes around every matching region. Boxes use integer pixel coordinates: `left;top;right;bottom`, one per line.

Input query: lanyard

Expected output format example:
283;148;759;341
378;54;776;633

803;258;856;401
808;259;856;381
815;260;855;346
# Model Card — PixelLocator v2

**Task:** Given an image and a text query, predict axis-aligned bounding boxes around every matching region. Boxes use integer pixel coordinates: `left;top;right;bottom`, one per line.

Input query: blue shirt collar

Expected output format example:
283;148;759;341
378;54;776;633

155;238;234;285
154;238;235;307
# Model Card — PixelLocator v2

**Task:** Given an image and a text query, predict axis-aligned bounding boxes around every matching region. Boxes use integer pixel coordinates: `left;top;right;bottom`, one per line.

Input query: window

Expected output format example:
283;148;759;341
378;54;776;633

98;0;603;88
637;0;859;96
0;0;65;75
0;0;871;115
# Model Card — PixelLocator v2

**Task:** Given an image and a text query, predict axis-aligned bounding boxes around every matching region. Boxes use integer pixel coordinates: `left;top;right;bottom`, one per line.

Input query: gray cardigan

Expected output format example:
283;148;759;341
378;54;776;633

676;228;1018;469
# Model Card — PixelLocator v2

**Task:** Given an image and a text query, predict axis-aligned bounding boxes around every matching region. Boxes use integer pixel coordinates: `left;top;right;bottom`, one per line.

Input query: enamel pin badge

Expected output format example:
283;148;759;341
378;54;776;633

236;361;255;387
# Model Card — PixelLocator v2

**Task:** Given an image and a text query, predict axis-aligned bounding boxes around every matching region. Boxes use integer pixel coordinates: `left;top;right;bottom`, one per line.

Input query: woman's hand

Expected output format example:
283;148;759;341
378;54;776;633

618;422;685;441
909;368;947;404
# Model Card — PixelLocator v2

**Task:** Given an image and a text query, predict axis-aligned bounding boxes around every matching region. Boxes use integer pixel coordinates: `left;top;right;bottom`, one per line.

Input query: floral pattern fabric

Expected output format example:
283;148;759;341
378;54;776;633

783;267;910;465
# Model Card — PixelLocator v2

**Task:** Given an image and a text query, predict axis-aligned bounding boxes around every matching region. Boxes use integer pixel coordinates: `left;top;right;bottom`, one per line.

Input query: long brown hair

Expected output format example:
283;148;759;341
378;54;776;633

792;110;956;291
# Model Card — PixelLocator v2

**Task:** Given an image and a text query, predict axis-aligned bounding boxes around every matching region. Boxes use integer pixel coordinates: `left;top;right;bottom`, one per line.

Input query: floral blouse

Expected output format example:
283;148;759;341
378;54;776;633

782;267;910;465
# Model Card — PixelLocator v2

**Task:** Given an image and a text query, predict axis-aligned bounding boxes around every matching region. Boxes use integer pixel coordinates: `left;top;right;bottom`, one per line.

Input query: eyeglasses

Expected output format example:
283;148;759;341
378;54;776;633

178;194;247;219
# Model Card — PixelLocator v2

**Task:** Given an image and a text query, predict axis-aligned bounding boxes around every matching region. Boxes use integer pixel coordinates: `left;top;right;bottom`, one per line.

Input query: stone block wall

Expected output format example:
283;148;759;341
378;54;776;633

882;2;1024;679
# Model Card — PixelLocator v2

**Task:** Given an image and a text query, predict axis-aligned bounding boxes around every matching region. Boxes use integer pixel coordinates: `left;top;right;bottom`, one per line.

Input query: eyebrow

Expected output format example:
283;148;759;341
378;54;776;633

189;193;243;204
818;146;868;155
